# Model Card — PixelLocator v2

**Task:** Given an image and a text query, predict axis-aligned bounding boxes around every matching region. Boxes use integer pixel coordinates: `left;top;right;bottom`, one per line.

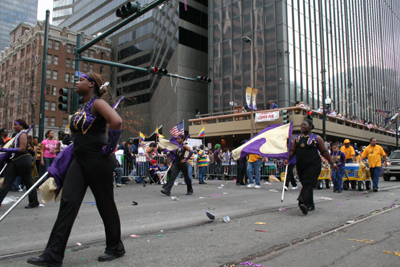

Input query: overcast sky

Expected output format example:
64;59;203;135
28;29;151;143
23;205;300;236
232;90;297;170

37;0;54;22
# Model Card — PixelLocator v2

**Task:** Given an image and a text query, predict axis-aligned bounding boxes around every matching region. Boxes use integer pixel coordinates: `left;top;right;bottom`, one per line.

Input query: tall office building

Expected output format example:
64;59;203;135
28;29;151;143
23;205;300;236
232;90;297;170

0;0;38;50
56;0;208;136
209;0;400;123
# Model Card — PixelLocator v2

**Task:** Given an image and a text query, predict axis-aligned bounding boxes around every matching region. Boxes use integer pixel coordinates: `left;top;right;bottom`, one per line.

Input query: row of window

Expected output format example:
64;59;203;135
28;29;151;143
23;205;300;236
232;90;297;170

44;101;57;111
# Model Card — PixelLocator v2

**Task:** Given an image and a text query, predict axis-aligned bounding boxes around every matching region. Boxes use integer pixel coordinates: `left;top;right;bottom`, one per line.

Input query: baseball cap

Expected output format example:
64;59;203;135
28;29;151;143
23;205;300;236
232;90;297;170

344;139;350;143
151;160;157;164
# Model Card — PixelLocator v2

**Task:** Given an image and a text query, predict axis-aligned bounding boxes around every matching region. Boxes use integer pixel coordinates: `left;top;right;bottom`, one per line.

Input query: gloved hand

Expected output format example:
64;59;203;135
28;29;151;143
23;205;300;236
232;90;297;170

101;129;121;156
0;147;19;153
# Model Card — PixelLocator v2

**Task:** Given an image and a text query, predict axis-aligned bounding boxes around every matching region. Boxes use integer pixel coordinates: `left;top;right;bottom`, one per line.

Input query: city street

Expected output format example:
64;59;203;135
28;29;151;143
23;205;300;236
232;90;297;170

1;177;400;267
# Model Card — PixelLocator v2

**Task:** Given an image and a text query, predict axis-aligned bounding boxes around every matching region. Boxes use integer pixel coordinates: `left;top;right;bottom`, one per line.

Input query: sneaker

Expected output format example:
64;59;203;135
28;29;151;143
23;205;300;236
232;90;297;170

284;186;288;191
291;186;298;190
373;188;378;192
247;183;255;188
254;185;261;189
264;182;271;185
116;183;122;187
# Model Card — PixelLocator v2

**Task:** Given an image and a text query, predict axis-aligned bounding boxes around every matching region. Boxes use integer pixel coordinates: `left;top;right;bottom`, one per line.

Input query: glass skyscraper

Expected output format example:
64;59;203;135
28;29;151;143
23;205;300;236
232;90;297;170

209;0;400;123
0;0;38;50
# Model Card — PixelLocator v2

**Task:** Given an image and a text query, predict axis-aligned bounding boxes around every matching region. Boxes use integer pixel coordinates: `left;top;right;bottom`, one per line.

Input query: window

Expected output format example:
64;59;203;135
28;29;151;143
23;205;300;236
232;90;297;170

47;55;52;65
54;56;59;65
45;101;49;110
44;117;48;126
21;48;25;57
67;44;72;53
53;70;58;80
50;117;55;126
71;74;74;83
84;50;88;57
51;102;56;111
66;58;71;68
46;85;50;95
48;40;53;49
100;66;104;74
65;73;70;82
54;41;59;50
72;60;75;69
83;63;88;71
89;64;93;72
63;118;68;127
101;52;105;59
46;70;51;79
52;86;57;95
26;44;31;54
90;50;94;58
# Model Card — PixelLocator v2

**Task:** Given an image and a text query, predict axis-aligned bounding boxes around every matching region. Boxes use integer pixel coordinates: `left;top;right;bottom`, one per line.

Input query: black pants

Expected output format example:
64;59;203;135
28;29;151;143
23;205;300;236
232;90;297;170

162;162;193;193
236;160;247;183
297;163;321;210
0;154;39;206
285;164;297;188
43;146;125;263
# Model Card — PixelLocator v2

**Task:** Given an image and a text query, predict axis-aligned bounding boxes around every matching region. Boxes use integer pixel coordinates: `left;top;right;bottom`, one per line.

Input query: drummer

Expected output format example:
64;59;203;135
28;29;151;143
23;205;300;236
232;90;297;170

340;139;356;163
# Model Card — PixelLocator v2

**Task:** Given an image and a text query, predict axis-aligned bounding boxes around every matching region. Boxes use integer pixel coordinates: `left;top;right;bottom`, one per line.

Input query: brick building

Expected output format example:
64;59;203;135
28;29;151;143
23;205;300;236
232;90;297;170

0;21;112;137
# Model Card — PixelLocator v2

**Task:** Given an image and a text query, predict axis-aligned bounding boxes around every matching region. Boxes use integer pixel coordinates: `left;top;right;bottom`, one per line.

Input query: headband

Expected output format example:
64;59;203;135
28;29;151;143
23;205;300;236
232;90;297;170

14;121;21;125
80;74;98;87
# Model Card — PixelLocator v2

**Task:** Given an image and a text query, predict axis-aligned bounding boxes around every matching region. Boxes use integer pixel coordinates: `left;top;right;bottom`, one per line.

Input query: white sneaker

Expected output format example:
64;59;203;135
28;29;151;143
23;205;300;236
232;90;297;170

254;185;261;189
284;186;288;191
264;182;272;185
292;186;298;190
116;183;122;187
247;183;255;188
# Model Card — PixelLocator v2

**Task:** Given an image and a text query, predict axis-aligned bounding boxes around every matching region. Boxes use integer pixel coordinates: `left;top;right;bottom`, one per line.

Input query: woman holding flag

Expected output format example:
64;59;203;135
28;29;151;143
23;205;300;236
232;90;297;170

28;73;125;266
284;120;337;215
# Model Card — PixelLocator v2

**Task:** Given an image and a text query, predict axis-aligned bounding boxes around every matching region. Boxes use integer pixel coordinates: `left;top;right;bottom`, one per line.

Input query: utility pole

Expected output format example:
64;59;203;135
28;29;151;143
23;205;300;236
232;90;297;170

38;10;50;142
319;1;327;141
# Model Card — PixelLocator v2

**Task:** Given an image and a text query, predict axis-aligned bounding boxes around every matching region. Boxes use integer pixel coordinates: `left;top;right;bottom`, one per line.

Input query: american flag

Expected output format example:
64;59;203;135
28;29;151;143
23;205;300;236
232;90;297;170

170;121;184;137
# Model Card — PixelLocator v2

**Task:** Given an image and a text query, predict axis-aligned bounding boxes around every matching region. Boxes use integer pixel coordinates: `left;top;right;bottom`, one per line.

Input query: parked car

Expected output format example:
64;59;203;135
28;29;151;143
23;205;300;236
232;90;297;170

383;150;400;181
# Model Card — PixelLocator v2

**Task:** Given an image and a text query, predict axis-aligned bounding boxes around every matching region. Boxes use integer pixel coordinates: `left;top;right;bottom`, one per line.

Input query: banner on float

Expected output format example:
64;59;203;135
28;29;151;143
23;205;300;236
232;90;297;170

246;87;252;110
252;89;258;110
255;111;279;123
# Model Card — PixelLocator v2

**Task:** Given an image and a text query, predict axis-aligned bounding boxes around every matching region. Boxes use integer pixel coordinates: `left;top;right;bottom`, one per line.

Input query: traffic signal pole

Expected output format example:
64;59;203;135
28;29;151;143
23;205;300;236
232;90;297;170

38;10;50;142
77;0;168;54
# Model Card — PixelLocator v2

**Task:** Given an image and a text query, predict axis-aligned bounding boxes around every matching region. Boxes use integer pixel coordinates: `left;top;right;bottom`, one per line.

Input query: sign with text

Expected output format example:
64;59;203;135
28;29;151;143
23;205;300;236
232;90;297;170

187;138;203;148
255;111;279;122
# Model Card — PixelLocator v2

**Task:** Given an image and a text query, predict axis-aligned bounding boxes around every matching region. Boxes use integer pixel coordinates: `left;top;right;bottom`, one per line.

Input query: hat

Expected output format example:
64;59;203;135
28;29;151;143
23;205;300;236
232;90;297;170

151;160;157;164
215;144;221;149
344;139;350;144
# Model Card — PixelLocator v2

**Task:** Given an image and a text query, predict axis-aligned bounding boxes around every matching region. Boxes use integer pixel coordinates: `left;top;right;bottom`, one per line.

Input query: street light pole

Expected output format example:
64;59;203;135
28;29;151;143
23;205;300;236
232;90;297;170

242;36;254;137
318;0;327;141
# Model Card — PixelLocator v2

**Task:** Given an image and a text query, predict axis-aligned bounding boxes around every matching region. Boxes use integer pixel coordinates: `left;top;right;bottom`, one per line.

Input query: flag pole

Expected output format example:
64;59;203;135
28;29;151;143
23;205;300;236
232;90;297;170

281;165;288;202
0;172;49;223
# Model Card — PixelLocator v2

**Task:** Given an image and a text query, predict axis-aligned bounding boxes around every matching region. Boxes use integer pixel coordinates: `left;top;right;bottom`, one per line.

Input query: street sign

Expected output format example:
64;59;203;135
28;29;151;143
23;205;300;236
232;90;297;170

75;71;83;77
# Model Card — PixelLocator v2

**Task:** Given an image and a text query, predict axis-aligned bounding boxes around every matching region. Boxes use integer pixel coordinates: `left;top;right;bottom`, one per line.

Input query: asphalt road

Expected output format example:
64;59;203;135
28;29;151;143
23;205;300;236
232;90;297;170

1;176;400;267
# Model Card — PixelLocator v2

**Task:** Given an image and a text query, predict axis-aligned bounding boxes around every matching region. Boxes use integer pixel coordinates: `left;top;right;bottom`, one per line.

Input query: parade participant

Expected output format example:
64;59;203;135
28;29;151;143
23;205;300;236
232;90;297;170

331;143;346;193
340;139;356;163
197;144;207;184
236;140;248;185
161;134;194;196
360;138;387;192
284;155;298;190
284;120;337;215
246;154;263;188
27;73;125;266
0;119;39;208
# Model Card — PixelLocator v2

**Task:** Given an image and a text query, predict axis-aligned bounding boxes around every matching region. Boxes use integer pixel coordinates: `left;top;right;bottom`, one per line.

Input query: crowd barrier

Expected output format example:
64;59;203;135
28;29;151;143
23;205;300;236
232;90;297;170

119;157;288;182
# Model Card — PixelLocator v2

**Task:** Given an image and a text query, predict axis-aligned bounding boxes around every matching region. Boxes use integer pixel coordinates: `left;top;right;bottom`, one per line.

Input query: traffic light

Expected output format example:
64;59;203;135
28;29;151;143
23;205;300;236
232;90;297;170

58;88;69;112
78;96;84;109
116;2;139;19
149;66;168;75
196;76;212;83
282;109;289;124
307;110;313;122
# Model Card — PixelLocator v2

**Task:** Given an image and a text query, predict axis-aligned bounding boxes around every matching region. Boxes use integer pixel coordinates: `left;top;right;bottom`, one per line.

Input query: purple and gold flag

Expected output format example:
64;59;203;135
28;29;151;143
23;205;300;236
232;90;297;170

232;123;293;161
